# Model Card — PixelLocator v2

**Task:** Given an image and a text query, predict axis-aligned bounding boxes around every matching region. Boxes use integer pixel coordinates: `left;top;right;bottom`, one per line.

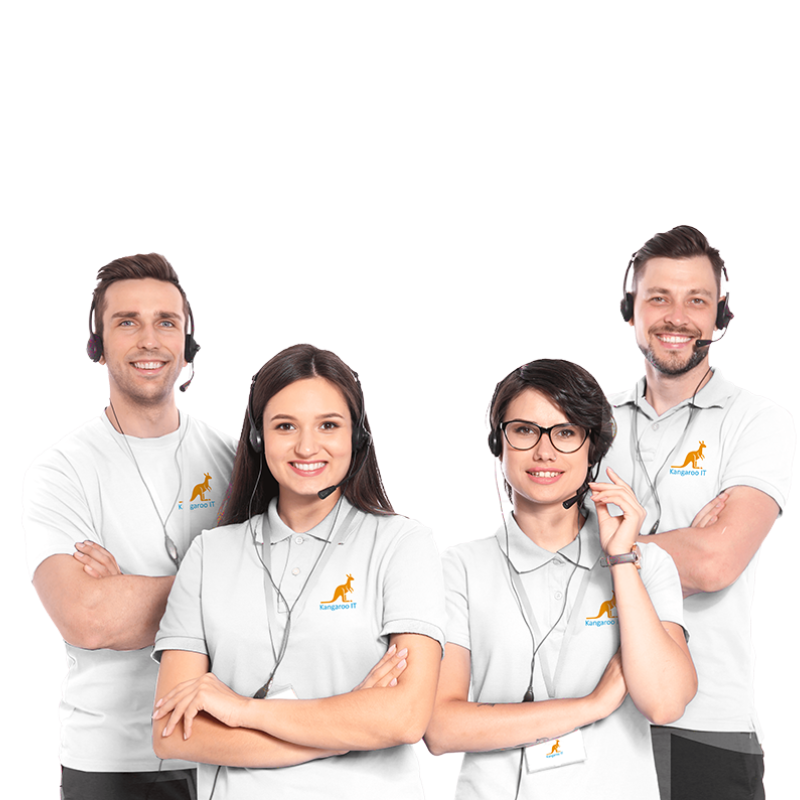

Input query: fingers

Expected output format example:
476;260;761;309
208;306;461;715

73;540;121;578
353;644;409;690
690;492;729;528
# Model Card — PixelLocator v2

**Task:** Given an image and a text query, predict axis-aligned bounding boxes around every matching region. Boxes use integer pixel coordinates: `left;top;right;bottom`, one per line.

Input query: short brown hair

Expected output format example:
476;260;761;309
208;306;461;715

632;225;725;293
91;253;189;339
488;359;616;505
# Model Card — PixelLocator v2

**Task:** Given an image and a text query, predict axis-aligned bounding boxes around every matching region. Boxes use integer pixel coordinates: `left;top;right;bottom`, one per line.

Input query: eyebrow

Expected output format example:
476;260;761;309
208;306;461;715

268;412;347;422
643;286;716;298
109;310;183;321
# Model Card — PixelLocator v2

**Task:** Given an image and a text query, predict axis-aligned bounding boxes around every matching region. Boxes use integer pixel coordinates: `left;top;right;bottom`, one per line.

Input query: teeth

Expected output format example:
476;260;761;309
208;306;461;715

133;361;164;369
530;471;560;478
658;335;691;343
292;462;325;471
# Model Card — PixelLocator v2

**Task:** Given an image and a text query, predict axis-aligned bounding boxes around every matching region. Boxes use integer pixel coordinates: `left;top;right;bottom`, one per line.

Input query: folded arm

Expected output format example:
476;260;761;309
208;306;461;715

153;650;347;767
154;632;440;762
636;485;779;596
33;550;174;650
424;643;627;755
592;468;697;723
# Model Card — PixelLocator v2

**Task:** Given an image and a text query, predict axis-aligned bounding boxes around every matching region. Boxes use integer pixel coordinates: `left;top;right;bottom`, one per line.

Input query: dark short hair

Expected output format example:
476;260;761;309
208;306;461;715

489;359;616;505
91;253;190;339
222;344;393;525
632;225;725;293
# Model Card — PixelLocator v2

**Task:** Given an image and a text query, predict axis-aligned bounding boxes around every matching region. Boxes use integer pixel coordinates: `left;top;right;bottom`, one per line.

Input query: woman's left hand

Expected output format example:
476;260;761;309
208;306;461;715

589;467;647;557
153;672;252;740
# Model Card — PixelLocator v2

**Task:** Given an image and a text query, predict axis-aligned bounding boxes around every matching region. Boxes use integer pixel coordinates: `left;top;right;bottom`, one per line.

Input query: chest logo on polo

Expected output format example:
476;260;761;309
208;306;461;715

178;472;218;511
585;591;617;627
320;574;357;611
669;441;709;477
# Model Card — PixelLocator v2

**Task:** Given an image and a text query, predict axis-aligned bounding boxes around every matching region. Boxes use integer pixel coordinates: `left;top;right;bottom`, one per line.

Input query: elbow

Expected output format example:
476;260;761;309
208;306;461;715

692;548;744;594
421;710;455;756
638;679;698;727
422;732;449;757
385;700;434;748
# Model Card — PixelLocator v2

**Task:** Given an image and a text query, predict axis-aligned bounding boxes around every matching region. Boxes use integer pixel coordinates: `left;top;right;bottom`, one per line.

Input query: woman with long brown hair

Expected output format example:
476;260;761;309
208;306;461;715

152;344;445;799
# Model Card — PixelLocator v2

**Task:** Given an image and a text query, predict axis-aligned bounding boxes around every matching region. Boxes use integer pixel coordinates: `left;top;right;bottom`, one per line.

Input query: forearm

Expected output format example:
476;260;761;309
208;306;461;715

636;486;780;596
612;564;697;723
238;679;433;750
81;573;175;649
424;695;602;756
636;528;713;596
153;709;344;768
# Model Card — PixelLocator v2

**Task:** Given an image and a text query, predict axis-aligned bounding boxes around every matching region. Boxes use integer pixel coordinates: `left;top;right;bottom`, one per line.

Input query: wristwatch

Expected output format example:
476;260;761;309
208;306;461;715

601;544;642;569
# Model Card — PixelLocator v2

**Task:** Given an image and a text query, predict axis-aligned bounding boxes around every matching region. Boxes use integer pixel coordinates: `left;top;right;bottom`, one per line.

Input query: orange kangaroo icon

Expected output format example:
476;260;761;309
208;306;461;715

321;574;354;603
190;473;212;501
672;441;706;470
586;592;616;620
548;739;561;755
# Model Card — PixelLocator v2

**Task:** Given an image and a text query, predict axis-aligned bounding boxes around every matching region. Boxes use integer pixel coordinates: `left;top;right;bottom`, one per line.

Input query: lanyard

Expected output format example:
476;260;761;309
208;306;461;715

508;555;598;698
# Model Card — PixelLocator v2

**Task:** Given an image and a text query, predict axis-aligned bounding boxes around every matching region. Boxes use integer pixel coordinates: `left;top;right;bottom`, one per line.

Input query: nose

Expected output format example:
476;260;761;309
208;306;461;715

295;427;320;456
137;322;161;351
532;432;557;461
662;302;688;328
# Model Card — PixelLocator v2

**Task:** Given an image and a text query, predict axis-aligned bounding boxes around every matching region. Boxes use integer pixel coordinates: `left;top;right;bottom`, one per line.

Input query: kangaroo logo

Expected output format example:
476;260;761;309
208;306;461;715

548;739;561;755
321;574;354;604
190;473;213;502
587;592;617;620
672;441;706;470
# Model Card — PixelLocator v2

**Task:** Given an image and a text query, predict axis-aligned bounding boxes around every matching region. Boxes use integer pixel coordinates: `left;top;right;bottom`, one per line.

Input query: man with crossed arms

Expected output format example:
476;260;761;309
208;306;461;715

24;254;235;799
602;226;794;800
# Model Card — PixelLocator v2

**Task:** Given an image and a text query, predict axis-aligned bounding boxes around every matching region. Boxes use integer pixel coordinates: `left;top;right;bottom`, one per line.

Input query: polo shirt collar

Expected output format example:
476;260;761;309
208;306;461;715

253;496;357;545
494;506;603;574
613;370;736;420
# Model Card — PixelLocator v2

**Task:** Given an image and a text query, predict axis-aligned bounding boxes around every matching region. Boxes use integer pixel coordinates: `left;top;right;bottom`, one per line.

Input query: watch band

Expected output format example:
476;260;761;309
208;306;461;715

602;544;642;569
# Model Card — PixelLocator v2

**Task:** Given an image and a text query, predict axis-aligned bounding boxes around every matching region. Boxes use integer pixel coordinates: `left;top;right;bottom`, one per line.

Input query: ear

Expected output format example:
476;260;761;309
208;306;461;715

99;354;106;365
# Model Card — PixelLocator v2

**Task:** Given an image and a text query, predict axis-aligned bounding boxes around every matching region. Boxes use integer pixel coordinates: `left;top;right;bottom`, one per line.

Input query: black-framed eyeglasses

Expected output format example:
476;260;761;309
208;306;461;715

500;420;588;453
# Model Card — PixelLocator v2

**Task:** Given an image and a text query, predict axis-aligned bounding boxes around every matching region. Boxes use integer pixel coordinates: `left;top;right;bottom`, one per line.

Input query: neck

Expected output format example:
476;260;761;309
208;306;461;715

643;360;714;416
276;490;341;534
513;500;584;553
106;390;180;438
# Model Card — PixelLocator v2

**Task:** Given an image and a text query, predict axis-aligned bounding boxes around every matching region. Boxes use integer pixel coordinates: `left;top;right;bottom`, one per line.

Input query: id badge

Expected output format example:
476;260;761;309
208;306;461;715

524;728;586;773
267;684;298;700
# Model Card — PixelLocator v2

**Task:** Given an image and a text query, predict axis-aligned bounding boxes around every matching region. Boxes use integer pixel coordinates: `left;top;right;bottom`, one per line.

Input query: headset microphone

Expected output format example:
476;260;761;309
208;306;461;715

179;363;196;392
562;494;580;510
317;443;371;499
318;484;339;501
695;326;731;349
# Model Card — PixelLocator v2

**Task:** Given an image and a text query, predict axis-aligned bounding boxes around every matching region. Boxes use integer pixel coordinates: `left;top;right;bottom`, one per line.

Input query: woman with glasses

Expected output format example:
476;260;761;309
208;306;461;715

424;359;697;799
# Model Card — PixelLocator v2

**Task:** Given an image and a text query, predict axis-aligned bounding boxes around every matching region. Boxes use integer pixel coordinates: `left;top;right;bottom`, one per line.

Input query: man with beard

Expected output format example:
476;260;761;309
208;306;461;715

23;254;236;799
601;226;794;800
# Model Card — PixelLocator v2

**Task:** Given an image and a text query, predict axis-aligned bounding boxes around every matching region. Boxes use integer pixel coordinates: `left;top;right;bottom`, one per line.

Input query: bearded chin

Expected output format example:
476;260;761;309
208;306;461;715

640;344;709;376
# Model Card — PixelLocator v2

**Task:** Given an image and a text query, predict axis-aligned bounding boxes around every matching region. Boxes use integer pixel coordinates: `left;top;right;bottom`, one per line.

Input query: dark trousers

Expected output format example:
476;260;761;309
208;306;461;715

61;767;197;800
651;728;765;800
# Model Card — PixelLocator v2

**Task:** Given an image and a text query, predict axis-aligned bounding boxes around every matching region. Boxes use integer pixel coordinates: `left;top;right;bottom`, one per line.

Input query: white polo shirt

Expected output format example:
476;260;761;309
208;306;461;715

443;509;684;799
23;413;236;772
603;371;794;735
155;497;446;800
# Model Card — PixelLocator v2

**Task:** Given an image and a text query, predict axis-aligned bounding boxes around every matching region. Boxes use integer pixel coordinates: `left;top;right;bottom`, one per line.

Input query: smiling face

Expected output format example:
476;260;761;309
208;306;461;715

632;255;720;377
262;377;353;505
100;277;187;408
500;388;590;514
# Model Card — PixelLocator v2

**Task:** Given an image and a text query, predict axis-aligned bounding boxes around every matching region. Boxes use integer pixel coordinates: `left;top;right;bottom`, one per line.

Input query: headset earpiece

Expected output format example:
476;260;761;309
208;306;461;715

247;372;263;453
87;300;103;362
619;253;636;322
488;428;502;457
716;292;734;331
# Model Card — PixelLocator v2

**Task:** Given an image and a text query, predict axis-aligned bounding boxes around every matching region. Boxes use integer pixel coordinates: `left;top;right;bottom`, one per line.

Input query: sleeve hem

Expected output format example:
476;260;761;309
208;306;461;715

381;619;446;656
152;636;209;663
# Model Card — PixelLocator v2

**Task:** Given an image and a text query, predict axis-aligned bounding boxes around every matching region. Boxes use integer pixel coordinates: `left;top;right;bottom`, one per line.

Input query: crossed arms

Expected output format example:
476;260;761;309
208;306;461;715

33;542;173;651
152;633;442;767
